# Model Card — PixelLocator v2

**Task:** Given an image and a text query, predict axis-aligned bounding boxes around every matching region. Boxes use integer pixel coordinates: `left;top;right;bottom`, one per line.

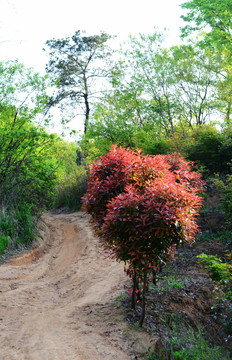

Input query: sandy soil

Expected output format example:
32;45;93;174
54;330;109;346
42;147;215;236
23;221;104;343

0;212;134;360
1;211;229;360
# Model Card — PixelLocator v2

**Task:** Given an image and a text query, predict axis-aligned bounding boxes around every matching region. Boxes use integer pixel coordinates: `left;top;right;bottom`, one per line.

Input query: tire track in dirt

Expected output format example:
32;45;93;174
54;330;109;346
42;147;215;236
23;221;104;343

0;212;131;360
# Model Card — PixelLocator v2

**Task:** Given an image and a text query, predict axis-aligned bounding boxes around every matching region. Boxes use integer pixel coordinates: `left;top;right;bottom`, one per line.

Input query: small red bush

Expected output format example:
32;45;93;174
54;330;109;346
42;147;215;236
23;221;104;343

82;145;204;325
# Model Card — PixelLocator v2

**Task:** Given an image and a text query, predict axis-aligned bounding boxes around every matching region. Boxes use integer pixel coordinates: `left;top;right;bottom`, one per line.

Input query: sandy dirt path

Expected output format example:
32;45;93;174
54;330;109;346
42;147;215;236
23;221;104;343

0;212;133;360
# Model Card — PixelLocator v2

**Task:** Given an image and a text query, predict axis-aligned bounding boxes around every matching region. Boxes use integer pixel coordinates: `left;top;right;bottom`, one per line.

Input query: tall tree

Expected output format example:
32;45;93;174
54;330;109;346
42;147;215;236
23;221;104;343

125;32;177;137
44;30;113;134
170;45;220;127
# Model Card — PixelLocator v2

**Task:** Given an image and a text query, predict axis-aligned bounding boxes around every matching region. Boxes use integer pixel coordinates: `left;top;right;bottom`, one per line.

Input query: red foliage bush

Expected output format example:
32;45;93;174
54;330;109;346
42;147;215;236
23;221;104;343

102;177;202;274
83;146;204;270
82;145;204;325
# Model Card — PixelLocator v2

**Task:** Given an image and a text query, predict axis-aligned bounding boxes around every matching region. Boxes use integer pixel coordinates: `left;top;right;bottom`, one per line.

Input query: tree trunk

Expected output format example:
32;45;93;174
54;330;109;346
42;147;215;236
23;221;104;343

83;92;90;135
152;268;157;285
225;99;232;125
131;271;137;309
139;271;147;327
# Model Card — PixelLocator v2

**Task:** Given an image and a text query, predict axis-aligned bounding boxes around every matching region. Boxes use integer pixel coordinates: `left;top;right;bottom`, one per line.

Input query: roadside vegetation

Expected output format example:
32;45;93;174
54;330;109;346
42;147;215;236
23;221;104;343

0;0;232;357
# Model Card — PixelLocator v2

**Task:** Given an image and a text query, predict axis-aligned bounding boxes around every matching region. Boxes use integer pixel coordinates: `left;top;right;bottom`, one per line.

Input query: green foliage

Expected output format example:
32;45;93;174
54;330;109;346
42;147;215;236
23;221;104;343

159;276;184;291
135;133;173;155
83;112;174;160
51;140;88;210
0;235;9;253
180;0;232;124
82;31;227;157
184;126;232;173
213;175;232;223
180;0;232;55
185;126;223;172
79;135;113;163
0;109;57;250
170;330;228;360
0;60;50;123
54;165;88;210
0;61;58;252
197;253;232;282
0;109;57;210
14;204;38;244
197;253;232;335
0;204;38;251
147;319;230;360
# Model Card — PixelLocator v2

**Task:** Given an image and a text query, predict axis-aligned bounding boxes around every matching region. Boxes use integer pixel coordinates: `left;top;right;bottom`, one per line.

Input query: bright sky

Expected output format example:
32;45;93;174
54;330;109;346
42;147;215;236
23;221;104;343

0;0;185;72
0;0;186;135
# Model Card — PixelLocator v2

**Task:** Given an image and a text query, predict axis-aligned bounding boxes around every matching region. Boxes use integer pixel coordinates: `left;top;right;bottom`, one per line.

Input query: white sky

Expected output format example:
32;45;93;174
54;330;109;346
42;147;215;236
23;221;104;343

0;0;186;135
0;0;185;72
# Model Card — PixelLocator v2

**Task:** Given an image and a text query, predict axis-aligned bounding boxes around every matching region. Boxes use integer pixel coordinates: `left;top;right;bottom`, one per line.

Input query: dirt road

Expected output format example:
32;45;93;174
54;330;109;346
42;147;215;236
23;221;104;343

0;212;133;360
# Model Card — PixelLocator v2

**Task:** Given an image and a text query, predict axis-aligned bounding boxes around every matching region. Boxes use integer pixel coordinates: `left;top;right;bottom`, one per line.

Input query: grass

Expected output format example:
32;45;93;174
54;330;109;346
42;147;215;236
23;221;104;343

0;204;40;260
115;292;126;301
158;275;184;291
155;268;187;291
0;235;9;253
146;314;230;360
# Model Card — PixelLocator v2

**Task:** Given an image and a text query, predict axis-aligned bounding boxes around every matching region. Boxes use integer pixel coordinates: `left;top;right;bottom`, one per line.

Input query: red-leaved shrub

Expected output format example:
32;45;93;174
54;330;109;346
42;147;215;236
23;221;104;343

82;145;204;325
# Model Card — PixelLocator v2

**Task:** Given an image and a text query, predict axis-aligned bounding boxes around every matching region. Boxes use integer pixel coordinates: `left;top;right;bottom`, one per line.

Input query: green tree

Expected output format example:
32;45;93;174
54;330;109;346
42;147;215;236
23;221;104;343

180;0;232;126
215;60;232;125
128;37;221;130
0;61;58;250
125;32;177;137
44;30;113;134
0;104;58;249
180;0;232;55
0;60;50;124
81;92;173;160
0;105;57;209
170;45;220;127
83;31;222;156
81;30;178;158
